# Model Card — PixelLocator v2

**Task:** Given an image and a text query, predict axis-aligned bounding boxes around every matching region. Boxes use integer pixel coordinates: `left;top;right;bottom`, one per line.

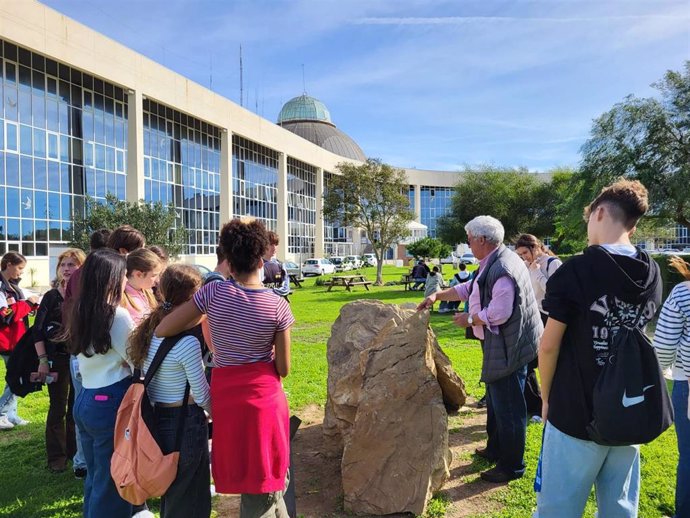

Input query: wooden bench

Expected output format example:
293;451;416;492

289;274;303;288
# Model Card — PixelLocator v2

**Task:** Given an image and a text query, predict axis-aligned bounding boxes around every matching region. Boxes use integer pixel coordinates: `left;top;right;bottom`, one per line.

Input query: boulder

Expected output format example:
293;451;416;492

322;301;413;457
341;310;451;515
430;332;467;411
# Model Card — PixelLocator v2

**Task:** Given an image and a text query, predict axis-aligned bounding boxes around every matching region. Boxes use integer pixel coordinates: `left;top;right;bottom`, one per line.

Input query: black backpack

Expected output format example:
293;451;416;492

5;327;42;397
587;303;674;446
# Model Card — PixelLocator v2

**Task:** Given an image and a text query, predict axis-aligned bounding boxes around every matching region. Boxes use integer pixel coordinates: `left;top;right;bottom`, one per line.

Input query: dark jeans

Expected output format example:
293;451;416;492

73;376;133;518
672;380;689;518
485;364;528;476
524;358;542;417
153;404;211;518
46;353;76;470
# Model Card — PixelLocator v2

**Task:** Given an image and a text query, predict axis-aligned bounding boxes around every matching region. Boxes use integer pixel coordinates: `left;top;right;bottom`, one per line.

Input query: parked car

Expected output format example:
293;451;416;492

440;253;459;266
459;253;477;265
682;248;690;254
283;261;302;278
193;264;213;277
362;253;377;267
302;258;336;276
344;255;362;269
660;248;681;255
329;256;351;272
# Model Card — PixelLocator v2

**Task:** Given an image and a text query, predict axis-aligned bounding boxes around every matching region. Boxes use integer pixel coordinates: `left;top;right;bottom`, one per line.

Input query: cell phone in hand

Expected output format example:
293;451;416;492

30;372;59;383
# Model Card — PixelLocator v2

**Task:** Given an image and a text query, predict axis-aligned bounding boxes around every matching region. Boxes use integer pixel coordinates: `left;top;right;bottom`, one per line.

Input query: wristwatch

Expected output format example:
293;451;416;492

467;314;474;325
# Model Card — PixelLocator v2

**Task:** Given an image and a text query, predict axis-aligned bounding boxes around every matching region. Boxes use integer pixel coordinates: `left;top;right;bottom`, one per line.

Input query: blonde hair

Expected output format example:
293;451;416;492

669;256;690;281
55;248;86;287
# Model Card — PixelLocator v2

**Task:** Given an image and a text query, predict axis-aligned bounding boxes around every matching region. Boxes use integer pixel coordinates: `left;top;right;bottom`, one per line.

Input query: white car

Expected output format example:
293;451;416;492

440;253;459;266
329;257;351;272
459;253;478;265
302;258;336;276
344;255;362;268
362;253;377;267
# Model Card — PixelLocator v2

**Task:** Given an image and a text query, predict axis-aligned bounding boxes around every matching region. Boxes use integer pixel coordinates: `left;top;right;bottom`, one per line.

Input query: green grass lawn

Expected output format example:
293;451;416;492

0;265;678;517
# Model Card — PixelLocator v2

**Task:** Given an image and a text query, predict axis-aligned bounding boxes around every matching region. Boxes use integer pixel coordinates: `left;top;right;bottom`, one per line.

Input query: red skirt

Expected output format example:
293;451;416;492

210;361;290;494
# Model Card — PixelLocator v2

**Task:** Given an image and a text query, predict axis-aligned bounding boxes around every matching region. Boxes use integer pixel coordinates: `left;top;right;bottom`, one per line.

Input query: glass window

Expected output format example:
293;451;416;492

47;132;58;160
5;122;17;151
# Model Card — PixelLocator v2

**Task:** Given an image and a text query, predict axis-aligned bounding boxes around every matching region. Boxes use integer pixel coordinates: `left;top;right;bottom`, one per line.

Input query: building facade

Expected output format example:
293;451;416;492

1;1;461;285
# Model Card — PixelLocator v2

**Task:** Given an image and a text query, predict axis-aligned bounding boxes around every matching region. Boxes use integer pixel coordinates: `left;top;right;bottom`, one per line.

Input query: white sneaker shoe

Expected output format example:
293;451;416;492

8;416;29;426
0;415;14;430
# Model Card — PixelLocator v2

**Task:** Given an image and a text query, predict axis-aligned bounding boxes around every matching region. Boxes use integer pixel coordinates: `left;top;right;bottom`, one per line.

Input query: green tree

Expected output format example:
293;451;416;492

406;237;451;262
70;195;188;256
322;159;414;285
580;61;690;230
436;166;554;245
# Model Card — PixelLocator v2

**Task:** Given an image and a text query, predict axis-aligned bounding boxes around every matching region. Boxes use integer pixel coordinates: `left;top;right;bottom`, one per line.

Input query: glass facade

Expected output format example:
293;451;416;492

408;185;415;210
323;171;349;255
143;99;220;255
232;136;278;231
286;157;315;256
420;186;453;238
0;40;127;256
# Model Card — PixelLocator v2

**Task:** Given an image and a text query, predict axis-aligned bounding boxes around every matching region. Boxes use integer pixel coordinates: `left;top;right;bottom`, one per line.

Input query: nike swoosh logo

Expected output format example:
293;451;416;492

622;385;654;408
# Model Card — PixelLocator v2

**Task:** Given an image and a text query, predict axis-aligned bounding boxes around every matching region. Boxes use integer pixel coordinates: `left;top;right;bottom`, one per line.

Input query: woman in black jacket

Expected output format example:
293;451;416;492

34;248;85;472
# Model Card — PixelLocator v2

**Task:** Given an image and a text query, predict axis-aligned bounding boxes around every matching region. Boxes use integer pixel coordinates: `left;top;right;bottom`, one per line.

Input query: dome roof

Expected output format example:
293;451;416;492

277;94;366;161
279;121;367;162
278;95;332;124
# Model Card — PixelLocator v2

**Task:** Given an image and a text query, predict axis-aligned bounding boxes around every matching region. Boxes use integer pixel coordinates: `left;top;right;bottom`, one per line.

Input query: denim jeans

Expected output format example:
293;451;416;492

70;355;86;470
672;380;690;518
153;404;211;518
73;376;132;518
485;364;528;476
0;354;18;419
535;421;640;518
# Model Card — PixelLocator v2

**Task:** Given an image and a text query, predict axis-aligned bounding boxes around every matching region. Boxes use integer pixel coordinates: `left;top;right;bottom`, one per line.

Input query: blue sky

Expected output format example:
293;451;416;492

43;0;689;171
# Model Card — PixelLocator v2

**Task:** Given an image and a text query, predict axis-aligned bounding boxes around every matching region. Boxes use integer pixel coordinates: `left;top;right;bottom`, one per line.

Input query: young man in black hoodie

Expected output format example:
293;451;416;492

536;179;661;518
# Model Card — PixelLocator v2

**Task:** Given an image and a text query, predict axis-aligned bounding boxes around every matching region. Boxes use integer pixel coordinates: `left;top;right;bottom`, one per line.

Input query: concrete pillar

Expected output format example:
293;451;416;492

276;152;289;261
220;130;233;224
126;89;145;203
414;184;422;223
314;167;324;257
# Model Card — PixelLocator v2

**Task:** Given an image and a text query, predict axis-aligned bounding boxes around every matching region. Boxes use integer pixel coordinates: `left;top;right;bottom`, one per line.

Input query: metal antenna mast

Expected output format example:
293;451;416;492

239;44;244;107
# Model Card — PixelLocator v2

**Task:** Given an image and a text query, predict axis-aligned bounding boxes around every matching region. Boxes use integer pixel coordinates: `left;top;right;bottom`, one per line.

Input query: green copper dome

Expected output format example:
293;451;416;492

277;95;332;124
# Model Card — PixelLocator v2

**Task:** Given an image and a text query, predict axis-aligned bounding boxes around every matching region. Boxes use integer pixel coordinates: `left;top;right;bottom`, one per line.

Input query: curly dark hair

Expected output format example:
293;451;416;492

219;218;269;275
584;179;648;230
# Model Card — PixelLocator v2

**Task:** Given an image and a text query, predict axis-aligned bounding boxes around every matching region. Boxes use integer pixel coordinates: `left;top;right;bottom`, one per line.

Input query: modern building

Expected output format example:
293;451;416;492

1;0;462;285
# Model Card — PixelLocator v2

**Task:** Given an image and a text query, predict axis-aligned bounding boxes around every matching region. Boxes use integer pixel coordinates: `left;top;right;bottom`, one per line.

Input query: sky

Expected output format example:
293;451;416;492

42;0;690;172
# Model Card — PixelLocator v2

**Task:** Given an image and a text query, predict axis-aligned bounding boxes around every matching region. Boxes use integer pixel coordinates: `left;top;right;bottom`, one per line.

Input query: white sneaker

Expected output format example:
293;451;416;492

8;416;29;426
0;415;14;430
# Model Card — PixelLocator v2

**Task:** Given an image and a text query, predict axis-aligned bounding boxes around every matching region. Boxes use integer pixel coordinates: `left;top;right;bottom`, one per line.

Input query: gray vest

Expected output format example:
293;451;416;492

476;245;543;383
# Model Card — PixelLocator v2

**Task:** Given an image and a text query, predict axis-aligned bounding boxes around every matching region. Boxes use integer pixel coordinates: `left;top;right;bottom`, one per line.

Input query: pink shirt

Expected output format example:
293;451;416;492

453;248;515;340
123;283;153;326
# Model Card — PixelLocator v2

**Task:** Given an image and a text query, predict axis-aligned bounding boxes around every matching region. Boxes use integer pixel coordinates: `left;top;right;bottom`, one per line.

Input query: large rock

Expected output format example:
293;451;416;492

341;310;451;515
323;301;465;515
323;301;413;458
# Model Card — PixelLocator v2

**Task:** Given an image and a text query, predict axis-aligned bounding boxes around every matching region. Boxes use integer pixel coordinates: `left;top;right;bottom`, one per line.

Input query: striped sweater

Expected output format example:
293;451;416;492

144;334;211;412
652;281;690;381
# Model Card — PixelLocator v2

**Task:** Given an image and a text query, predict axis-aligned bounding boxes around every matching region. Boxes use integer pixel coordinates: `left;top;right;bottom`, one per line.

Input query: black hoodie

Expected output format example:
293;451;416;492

542;245;661;440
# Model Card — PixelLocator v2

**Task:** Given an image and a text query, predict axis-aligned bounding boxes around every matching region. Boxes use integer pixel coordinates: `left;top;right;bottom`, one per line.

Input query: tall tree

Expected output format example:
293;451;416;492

323;159;414;285
70;194;188;256
580;61;690;229
436;166;554;245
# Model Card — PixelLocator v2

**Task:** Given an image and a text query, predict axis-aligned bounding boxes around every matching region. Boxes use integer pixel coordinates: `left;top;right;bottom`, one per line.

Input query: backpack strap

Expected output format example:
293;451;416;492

142;332;193;452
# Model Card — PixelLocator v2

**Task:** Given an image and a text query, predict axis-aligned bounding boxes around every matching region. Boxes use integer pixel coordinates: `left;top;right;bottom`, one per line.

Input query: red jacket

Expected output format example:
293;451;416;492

0;299;33;354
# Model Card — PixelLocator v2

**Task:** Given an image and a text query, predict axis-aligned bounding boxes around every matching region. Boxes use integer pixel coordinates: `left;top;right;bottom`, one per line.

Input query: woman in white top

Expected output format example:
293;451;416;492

515;233;562;419
652;255;690;518
515;234;563;323
67;248;134;518
128;265;211;518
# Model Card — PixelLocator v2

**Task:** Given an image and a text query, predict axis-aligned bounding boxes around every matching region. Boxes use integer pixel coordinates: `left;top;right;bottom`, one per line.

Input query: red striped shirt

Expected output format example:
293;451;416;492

193;279;295;367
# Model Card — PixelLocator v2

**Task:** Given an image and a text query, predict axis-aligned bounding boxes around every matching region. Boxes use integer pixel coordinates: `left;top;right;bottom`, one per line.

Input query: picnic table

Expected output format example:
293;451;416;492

289;274;303;288
400;273;415;291
326;274;372;292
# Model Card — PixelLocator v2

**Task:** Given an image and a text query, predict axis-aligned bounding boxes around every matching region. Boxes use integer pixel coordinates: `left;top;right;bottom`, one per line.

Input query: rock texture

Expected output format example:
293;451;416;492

324;300;466;516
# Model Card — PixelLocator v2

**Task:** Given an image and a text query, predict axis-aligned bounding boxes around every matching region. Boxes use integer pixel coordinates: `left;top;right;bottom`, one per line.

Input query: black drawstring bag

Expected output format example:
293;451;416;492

587;303;673;446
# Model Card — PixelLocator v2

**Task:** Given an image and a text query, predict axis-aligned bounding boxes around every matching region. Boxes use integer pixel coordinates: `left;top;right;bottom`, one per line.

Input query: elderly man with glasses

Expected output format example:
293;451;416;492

418;215;542;483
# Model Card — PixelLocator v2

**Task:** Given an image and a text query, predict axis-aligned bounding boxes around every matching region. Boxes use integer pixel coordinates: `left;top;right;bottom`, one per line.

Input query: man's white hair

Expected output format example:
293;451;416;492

465;215;505;245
